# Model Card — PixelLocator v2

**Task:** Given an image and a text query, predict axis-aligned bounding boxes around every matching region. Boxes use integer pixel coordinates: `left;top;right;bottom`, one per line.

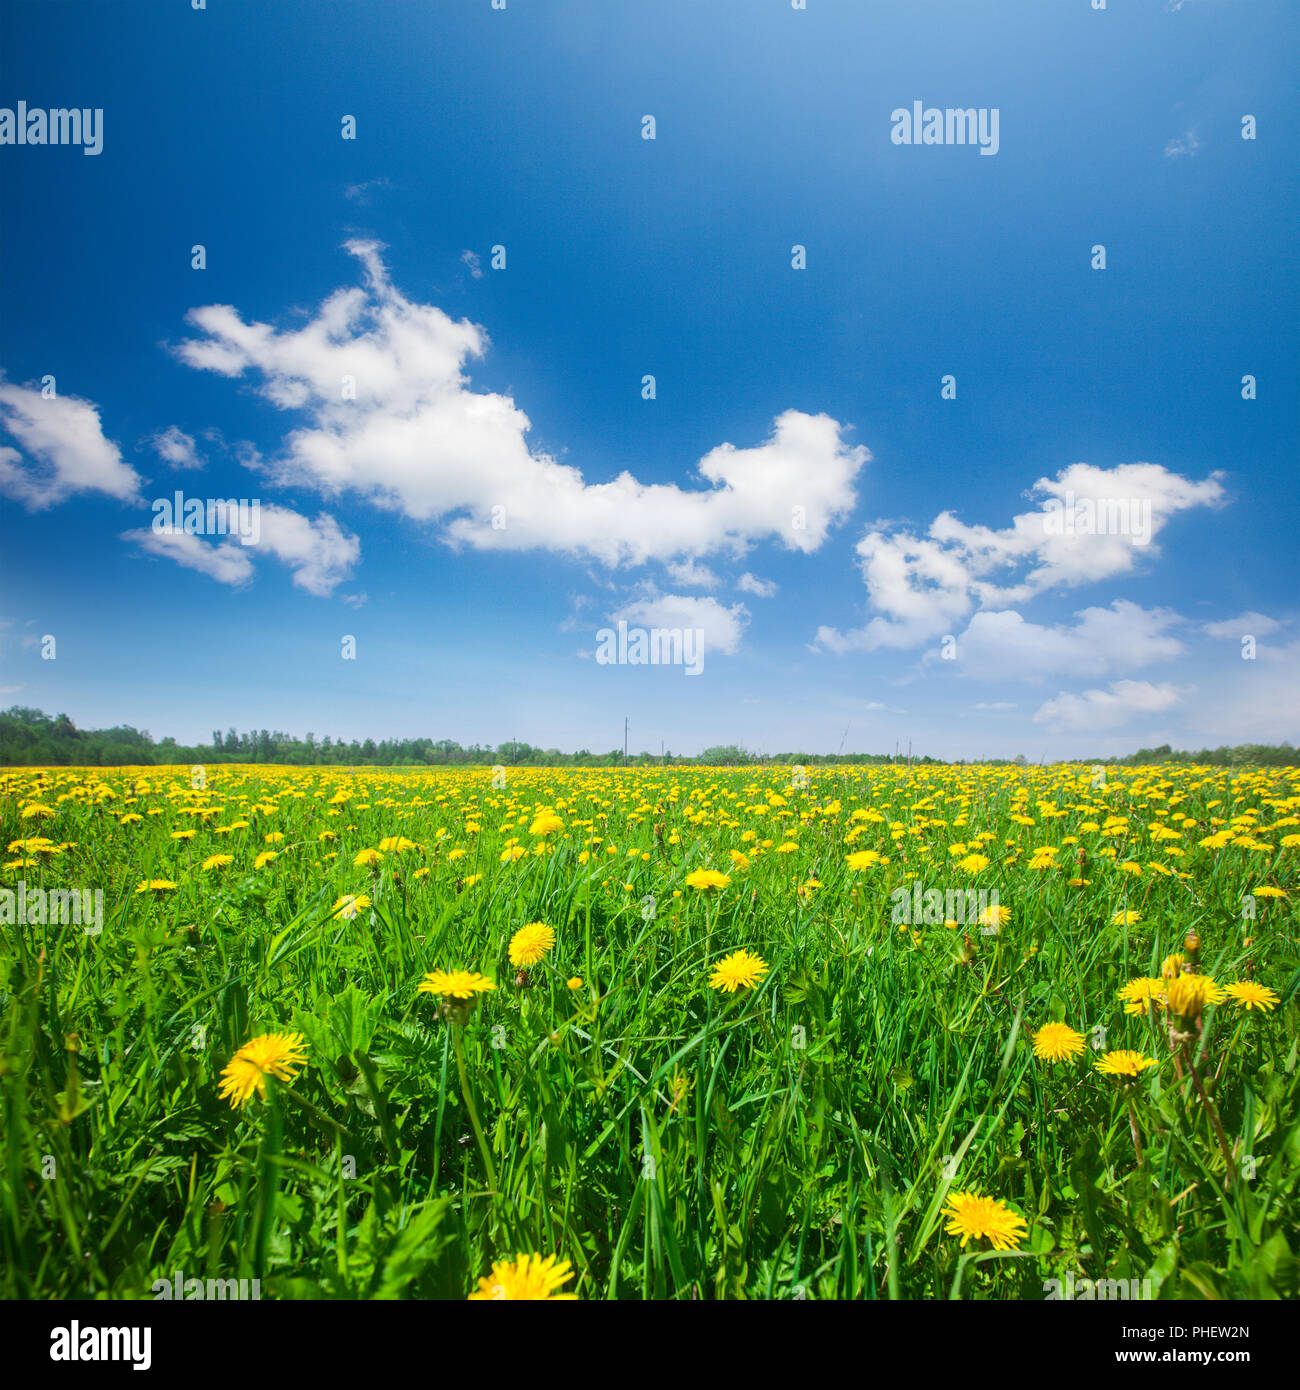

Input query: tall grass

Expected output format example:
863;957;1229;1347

2;761;1297;1299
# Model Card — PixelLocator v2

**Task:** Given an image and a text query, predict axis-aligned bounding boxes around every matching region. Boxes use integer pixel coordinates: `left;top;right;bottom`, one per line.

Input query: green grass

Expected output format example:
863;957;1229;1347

2;761;1298;1300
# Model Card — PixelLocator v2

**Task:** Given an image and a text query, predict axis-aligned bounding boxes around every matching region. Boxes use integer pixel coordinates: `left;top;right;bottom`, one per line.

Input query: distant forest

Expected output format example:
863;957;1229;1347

0;706;1295;770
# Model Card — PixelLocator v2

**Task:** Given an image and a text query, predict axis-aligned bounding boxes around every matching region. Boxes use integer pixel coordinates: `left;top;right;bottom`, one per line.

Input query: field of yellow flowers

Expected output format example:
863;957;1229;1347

1;761;1297;1300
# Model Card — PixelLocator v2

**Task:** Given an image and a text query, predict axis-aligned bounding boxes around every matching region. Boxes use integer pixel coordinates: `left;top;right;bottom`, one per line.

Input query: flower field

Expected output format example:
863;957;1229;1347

2;761;1298;1300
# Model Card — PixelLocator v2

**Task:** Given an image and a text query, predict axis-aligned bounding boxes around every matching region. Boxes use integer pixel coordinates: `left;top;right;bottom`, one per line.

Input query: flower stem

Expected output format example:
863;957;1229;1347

452;1025;497;1191
1126;1097;1144;1167
1182;1041;1235;1186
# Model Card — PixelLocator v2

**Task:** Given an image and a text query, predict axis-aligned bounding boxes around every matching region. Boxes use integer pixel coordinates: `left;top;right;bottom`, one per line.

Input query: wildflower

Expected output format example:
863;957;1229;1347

254;851;278;870
201;854;234;872
509;921;556;967
1095;1050;1157;1078
529;812;565;837
708;949;769;993
684;868;730;891
1032;1022;1085;1063
1118;977;1165;1015
134;879;176;894
942;1192;1028;1251
467;1253;577;1301
353;848;383;869
418;969;496;1000
1223;981;1280;1012
979;903;1011;930
1111;909;1141;926
566;976;583;990
218;1032;308;1108
331;893;372;921
1164;973;1225;1020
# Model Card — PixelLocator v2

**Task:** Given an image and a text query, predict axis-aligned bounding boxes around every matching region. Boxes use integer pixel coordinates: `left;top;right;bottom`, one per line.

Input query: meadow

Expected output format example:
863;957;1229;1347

1;761;1297;1300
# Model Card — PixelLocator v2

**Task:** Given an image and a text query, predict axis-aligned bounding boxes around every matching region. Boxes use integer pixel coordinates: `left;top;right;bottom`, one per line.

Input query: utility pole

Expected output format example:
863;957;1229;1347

624;717;629;766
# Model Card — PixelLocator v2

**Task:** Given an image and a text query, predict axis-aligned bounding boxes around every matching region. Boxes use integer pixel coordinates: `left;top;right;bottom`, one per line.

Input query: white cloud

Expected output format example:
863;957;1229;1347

0;378;142;508
125;527;255;586
736;572;778;597
1203;611;1282;639
666;558;720;589
122;504;359;596
1033;680;1184;732
610;593;750;656
151;425;204;470
460;249;483;279
939;600;1185;681
256;505;361;596
973;701;1017;710
173;241;869;566
815;462;1222;654
1165;131;1201;158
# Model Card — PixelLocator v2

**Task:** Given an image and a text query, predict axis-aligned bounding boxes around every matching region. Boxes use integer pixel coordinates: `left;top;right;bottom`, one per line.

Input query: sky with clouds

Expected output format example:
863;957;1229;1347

1;0;1295;759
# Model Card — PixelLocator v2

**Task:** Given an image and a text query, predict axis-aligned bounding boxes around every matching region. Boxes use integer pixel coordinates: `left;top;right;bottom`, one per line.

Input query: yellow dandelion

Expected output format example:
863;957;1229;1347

353;848;383;868
218;1032;308;1109
684;868;730;891
942;1191;1028;1251
201;854;234;872
1032;1022;1086;1063
1117;977;1165;1015
1164;972;1225;1019
529;812;565;837
509;921;556;967
331;893;372;921
1111;909;1141;926
254;850;277;870
1095;1049;1157;1078
133;879;176;894
467;1252;577;1301
418;969;496;1000
708;949;769;993
1224;981;1280;1012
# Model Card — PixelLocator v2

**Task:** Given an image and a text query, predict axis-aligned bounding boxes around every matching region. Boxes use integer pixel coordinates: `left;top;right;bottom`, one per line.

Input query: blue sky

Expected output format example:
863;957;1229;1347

1;0;1295;759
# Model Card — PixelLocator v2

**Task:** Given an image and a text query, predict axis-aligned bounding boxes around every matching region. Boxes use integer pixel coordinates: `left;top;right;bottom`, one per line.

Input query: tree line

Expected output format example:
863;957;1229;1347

0;707;1293;769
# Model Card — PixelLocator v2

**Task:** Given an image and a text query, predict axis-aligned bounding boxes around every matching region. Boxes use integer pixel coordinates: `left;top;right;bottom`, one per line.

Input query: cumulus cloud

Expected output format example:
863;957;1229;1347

1033;680;1184;732
937;600;1185;681
1203;611;1282;639
609;593;750;656
815;461;1223;653
0;378;142;508
126;527;256;586
736;572;778;597
172;241;869;566
123;504;359;596
151;426;204;470
665;558;720;589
